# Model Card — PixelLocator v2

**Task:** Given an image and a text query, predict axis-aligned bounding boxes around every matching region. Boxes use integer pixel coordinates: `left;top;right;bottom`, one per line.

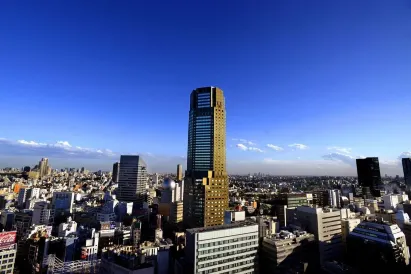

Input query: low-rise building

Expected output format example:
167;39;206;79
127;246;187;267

260;230;315;273
185;221;259;274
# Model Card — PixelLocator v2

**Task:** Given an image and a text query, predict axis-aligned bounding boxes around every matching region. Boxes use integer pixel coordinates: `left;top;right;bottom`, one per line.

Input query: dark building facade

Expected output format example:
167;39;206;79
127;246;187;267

112;162;120;183
402;158;411;190
117;156;147;204
356;157;382;197
184;87;228;228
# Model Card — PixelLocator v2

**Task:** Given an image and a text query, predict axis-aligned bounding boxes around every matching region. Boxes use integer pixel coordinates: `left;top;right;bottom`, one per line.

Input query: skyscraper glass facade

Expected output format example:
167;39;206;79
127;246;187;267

184;87;228;228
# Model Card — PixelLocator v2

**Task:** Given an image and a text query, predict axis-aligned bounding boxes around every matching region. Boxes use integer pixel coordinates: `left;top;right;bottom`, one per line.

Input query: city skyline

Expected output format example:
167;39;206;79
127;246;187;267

1;1;410;175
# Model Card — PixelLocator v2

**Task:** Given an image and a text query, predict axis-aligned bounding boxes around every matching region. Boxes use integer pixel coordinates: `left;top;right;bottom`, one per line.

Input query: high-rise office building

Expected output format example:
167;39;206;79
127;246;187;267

112;162;120;183
177;164;183;181
38;158;49;178
356;157;382;197
403;158;411;189
184;87;228;228
117;155;147;204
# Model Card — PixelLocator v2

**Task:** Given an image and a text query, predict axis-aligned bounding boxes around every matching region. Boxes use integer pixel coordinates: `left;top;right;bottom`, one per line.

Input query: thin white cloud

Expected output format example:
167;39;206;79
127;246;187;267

236;144;263;153
266;144;283;151
232;138;256;146
288;143;309;150
0;138;116;158
236;144;248;151
248;147;264;153
322;152;355;166
56;141;72;148
327;146;351;154
17;140;47;146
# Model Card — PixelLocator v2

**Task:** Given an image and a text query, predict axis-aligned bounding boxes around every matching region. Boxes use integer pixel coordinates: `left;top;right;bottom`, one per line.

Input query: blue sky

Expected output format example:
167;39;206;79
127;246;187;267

0;1;410;175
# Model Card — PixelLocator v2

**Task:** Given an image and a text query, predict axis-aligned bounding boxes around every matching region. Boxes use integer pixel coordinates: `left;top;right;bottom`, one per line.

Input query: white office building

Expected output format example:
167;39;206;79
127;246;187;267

328;189;341;208
185;221;259;274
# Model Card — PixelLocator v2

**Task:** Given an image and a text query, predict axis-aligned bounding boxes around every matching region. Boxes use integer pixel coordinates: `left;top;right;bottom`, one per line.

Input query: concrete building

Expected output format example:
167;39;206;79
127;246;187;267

383;194;399;210
52;191;74;216
328;189;341;208
117;155;148;204
341;217;361;250
159;179;184;224
0;231;17;274
185;221;259;274
32;200;52;225
58;217;77;237
224;210;245;224
184;87;229;228
288;206;348;264
81;229;99;261
347;221;409;272
260;230;315;273
0;211;14;231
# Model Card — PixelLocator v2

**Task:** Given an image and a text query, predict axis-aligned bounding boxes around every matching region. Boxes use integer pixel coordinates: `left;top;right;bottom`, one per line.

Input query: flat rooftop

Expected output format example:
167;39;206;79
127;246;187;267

186;220;257;234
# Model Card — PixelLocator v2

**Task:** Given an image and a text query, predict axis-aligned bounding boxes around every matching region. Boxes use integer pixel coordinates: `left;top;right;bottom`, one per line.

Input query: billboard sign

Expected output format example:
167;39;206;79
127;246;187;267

0;231;16;250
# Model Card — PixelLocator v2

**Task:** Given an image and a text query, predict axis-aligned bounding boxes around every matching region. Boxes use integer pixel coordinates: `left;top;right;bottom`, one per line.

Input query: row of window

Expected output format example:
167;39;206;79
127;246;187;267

199;236;258;248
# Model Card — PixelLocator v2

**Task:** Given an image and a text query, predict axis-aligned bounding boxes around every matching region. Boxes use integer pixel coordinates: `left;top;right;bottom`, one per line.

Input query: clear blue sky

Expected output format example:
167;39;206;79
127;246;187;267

0;1;410;175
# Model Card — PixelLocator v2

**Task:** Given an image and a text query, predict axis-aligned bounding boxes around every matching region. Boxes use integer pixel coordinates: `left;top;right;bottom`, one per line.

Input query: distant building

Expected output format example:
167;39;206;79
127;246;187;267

112;162;120;183
403;158;411;190
356;157;382;197
39;157;49;178
328;189;341;208
117;155;147;204
185;221;259;274
347;221;409;273
176;164;183;181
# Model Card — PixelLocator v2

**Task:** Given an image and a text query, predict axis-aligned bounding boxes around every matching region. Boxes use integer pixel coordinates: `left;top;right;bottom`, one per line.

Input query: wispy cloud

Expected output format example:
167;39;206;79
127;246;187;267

236;144;264;153
232;138;256;146
0;138;116;158
288;143;309;150
266;144;283;151
327;146;351;154
322;152;355;166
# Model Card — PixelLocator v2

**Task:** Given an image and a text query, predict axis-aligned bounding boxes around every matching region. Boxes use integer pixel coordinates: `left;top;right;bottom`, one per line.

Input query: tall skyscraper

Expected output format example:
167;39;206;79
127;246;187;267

117;155;147;204
176;164;183;181
402;158;411;189
112;162;120;183
38;158;49;178
356;157;382;197
184;87;228;228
